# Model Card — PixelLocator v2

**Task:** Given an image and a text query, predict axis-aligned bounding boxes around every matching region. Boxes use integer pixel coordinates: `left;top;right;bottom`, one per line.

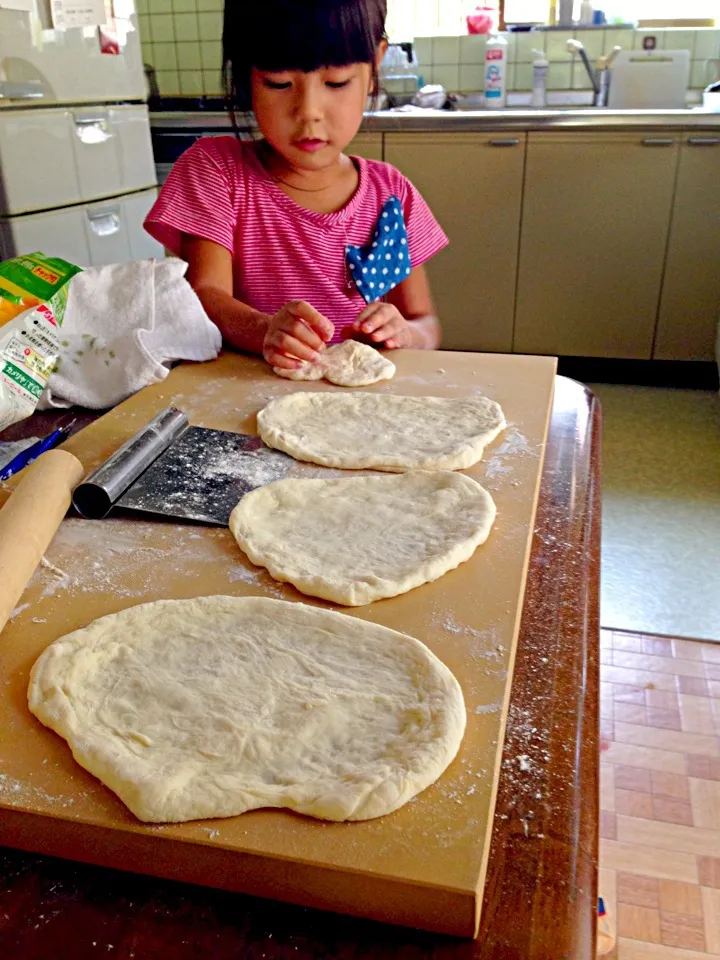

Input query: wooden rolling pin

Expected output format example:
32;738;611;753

0;449;84;634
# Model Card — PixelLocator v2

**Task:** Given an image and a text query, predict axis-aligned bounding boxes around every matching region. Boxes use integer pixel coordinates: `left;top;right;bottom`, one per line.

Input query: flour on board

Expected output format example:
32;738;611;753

27;518;231;602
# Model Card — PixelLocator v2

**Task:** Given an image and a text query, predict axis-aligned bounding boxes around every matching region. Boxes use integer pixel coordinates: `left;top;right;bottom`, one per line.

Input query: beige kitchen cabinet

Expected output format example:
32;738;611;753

654;135;720;361
514;132;679;359
384;132;525;352
348;134;383;161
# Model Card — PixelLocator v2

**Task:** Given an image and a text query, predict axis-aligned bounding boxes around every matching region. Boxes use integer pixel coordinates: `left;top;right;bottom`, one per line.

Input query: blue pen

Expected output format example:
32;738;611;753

0;419;77;482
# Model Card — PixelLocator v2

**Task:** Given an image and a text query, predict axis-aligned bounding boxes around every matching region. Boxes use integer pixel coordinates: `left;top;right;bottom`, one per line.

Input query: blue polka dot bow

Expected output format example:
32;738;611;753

345;195;412;304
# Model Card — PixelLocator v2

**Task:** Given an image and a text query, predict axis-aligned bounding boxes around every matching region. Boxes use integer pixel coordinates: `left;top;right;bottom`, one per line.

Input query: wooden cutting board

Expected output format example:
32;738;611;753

0;349;556;938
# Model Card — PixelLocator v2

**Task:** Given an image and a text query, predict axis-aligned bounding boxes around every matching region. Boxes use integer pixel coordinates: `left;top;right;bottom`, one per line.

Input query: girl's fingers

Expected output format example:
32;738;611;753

352;305;410;348
265;302;333;368
267;353;301;370
272;332;320;364
288;300;334;342
371;315;405;342
283;317;326;352
354;303;382;331
381;325;412;350
363;311;391;335
354;303;390;334
371;325;395;342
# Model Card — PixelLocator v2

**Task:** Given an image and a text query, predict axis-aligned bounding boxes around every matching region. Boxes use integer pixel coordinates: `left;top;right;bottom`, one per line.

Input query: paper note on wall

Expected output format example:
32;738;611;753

51;0;106;28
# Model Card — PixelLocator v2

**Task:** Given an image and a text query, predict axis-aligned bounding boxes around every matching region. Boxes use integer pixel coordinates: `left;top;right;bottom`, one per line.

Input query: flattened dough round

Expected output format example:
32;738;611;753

230;471;496;605
273;340;395;387
258;392;506;471
28;597;465;823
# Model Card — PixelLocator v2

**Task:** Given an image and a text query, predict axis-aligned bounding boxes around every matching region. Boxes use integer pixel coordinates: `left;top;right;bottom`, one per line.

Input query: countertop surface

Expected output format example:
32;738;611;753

149;102;720;133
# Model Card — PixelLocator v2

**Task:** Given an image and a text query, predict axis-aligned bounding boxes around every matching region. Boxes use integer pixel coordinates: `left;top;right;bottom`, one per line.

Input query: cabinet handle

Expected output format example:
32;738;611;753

688;137;720;146
489;138;520;147
641;138;675;146
87;207;121;237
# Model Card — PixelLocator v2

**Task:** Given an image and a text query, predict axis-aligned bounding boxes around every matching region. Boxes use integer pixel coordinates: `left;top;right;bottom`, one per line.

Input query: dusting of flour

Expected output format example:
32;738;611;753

482;425;538;491
26;518;235;602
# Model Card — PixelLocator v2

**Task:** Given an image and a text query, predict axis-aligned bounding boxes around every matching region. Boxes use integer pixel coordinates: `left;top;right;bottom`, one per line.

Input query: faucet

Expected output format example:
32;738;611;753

566;39;622;107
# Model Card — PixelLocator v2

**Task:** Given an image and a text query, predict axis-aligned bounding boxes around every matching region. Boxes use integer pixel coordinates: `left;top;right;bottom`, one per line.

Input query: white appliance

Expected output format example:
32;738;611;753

0;3;162;265
607;50;691;110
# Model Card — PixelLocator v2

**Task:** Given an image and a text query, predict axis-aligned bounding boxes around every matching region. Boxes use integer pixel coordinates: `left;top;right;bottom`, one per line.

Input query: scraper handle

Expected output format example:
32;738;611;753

72;406;188;519
0;449;84;635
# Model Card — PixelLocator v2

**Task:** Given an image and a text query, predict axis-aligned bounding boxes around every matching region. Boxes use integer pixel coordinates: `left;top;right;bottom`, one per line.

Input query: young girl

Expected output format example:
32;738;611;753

144;0;448;373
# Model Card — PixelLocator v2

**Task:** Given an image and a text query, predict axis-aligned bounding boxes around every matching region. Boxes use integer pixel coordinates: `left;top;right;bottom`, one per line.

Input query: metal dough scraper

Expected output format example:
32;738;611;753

72;407;293;525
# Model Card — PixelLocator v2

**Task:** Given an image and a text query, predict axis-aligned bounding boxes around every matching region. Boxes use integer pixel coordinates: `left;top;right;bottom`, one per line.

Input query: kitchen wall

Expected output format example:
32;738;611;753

136;0;224;97
417;27;720;93
135;1;720;100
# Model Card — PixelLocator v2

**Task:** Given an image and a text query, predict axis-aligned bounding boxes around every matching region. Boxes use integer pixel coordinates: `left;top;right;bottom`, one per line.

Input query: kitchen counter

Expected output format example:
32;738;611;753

149;105;720;134
0;369;601;959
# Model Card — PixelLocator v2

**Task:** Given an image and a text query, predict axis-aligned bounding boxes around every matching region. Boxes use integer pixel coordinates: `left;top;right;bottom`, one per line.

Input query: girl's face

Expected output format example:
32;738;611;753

251;55;379;170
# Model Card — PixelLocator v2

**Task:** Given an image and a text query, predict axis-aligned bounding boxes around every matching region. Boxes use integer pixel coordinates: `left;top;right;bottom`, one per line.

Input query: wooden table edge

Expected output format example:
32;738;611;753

478;375;601;959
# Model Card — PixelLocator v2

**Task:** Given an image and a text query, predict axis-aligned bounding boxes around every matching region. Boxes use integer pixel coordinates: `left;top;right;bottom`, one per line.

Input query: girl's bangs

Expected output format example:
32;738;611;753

227;0;384;74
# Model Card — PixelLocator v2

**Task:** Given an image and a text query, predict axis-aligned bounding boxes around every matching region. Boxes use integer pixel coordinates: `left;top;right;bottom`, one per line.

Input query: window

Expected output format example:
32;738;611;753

386;0;468;39
385;0;717;38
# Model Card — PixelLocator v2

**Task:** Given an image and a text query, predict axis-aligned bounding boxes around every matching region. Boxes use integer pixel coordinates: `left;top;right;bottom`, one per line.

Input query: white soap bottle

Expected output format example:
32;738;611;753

531;48;549;107
484;33;508;109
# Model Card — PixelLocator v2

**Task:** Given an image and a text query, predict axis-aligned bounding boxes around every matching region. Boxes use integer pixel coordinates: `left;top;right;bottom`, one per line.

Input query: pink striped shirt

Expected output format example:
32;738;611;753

144;137;448;345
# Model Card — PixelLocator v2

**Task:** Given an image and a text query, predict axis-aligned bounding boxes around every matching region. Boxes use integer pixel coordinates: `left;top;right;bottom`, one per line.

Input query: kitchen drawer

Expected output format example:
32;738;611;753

72;107;156;203
0;106;156;216
0;205;91;264
71;109;123;206
0;189;164;265
0;109;80;215
109;106;158;194
82;199;133;264
83;189;162;265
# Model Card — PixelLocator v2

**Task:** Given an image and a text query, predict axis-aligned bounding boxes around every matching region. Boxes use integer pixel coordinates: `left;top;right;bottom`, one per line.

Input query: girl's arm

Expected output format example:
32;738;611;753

181;235;267;354
353;265;441;350
181;235;332;368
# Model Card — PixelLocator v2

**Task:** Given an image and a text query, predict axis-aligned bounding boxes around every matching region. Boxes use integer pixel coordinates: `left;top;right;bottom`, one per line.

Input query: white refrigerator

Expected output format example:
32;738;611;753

0;0;162;265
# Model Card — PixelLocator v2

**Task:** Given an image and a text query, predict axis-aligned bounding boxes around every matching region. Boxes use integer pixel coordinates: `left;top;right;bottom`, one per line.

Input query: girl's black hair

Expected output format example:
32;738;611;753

222;0;387;114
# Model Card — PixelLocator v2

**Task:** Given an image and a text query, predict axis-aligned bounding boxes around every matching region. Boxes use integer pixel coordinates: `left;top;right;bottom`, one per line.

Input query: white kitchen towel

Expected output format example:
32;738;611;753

39;259;222;410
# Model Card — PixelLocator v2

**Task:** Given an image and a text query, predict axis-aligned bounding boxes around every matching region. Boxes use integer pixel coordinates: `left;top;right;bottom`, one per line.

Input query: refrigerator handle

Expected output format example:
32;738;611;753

0;81;44;100
86;206;122;237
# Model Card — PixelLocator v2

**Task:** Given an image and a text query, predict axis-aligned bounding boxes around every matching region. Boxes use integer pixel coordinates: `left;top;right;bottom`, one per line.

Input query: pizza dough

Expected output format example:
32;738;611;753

230;471;496;605
273;340;395;387
259;392;505;472
28;596;466;824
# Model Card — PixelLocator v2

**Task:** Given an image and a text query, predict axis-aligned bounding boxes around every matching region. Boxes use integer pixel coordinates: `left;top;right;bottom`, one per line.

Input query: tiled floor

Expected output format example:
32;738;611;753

589;385;720;642
599;628;720;958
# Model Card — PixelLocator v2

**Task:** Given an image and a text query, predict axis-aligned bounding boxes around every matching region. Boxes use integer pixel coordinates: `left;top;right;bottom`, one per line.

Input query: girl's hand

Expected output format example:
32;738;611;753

353;302;420;350
264;300;334;369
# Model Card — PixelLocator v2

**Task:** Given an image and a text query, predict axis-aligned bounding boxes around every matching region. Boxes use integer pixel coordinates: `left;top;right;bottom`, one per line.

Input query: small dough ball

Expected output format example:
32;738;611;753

273;340;395;387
